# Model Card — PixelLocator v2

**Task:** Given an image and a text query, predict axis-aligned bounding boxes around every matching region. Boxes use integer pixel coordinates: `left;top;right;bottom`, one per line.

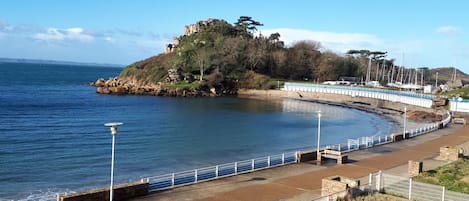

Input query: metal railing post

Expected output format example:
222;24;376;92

251;159;255;171
215;165;219;178
282;153;285;164
267;156;270;167
194;169;198;183
409;177;412;200
368;173;373;193
171;173;175;187
357;137;360;149
376;171;382;192
441;186;445;201
234;162;238;174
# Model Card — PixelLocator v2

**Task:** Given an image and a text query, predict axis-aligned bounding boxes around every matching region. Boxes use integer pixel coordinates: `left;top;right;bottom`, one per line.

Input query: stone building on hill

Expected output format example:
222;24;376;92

164;19;217;54
164;37;180;54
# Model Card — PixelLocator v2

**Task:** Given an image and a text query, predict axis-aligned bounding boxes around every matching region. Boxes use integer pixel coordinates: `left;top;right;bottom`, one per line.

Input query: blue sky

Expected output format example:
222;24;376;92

0;0;468;73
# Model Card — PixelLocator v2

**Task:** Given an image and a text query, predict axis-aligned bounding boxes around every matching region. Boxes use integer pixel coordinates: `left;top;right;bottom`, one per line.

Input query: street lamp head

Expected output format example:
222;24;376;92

105;122;123;135
316;110;321;118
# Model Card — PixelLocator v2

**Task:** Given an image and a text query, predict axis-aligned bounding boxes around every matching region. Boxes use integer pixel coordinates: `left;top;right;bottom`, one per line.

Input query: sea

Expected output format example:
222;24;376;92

0;62;395;201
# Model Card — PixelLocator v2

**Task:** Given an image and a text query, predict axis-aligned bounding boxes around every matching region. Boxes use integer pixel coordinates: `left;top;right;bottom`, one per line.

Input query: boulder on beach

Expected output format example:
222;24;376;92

407;110;443;123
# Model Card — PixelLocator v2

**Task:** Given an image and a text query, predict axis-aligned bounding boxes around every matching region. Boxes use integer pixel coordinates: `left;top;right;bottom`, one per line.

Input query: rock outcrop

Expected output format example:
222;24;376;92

407;110;443;123
164;19;218;54
90;77;237;97
164;37;180;54
92;77;157;95
183;18;216;36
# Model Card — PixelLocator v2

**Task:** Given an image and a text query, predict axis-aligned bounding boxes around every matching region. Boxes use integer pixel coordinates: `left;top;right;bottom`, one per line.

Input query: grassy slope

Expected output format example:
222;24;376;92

443;87;469;99
429;68;469;85
413;159;469;193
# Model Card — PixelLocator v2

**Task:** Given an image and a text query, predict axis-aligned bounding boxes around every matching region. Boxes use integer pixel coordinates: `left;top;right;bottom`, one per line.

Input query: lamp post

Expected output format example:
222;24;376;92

403;107;407;139
104;122;123;201
316;111;322;162
435;72;438;88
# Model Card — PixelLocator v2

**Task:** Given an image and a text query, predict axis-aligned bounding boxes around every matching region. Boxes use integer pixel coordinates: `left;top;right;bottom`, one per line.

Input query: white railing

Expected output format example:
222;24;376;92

313;172;469;201
142;85;453;193
284;82;434;108
381;173;469;201
320;111;448;154
143;152;298;191
283;82;452;153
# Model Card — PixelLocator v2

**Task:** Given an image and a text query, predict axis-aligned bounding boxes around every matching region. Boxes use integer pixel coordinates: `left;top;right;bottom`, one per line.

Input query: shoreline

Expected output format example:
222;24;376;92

131;116;469;201
237;89;437;132
61;88;454;201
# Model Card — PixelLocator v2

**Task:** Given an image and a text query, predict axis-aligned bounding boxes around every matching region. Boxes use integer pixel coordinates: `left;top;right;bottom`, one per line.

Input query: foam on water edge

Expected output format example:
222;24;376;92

1;188;75;201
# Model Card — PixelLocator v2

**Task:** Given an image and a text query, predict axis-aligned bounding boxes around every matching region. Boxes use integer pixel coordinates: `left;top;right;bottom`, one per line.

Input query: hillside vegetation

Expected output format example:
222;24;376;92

414;159;469;193
117;16;468;93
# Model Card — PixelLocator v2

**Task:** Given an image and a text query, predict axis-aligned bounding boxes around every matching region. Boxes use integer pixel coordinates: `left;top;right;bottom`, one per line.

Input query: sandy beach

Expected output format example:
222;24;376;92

237;89;440;132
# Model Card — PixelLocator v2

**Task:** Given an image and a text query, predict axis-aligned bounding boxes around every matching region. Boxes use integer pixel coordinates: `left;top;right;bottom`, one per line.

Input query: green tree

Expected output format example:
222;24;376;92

193;40;209;81
234;16;263;36
287;41;322;81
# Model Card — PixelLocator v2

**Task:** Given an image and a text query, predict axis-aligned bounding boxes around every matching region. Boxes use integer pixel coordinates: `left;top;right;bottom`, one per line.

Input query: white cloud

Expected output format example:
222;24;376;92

33;27;94;42
0;19;6;30
436;26;461;35
105;37;113;42
260;28;383;52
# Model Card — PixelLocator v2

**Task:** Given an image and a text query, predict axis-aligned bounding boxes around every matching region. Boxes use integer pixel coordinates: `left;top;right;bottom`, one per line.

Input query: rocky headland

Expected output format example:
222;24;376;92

90;77;237;97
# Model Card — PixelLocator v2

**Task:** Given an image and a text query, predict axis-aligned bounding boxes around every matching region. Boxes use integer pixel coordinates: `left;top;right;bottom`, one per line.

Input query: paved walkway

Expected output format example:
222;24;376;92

132;124;469;201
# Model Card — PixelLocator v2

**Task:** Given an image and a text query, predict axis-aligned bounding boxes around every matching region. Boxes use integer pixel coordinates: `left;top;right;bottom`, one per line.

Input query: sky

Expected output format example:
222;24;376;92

0;0;468;73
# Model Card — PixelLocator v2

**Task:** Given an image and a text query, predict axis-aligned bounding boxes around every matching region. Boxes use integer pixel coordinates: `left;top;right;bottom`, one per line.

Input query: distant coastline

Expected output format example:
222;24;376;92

0;57;125;68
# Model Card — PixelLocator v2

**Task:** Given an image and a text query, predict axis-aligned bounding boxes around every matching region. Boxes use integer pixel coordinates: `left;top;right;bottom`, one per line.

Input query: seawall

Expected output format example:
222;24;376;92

238;89;431;112
57;182;148;201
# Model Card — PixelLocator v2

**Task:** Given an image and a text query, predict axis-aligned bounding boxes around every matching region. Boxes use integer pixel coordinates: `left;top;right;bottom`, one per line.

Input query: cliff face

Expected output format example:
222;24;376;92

183;18;218;36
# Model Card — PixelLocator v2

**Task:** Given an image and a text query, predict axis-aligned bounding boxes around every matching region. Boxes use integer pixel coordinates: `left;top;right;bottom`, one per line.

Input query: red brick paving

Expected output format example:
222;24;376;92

196;126;469;201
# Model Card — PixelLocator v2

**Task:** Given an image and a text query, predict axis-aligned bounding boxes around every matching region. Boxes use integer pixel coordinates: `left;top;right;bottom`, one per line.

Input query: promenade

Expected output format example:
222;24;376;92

132;122;469;201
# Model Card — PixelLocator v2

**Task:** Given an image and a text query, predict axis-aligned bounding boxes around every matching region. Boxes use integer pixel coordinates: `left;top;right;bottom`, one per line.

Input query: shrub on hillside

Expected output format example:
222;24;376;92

239;71;274;89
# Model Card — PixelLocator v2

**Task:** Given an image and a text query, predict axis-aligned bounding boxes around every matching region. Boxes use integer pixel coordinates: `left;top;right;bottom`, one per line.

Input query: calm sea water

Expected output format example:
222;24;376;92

0;63;394;200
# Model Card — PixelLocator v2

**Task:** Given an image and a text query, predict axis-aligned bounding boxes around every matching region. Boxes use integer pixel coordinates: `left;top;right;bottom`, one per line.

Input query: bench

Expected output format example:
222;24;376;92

453;118;467;125
321;149;348;164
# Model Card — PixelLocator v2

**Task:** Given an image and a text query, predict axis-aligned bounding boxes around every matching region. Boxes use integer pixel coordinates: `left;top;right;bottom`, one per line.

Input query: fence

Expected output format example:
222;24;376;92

284;82;434;108
317;110;450;154
142;152;298;192
449;99;469;113
140;85;453;193
381;173;469;201
141;107;450;193
313;172;469;201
